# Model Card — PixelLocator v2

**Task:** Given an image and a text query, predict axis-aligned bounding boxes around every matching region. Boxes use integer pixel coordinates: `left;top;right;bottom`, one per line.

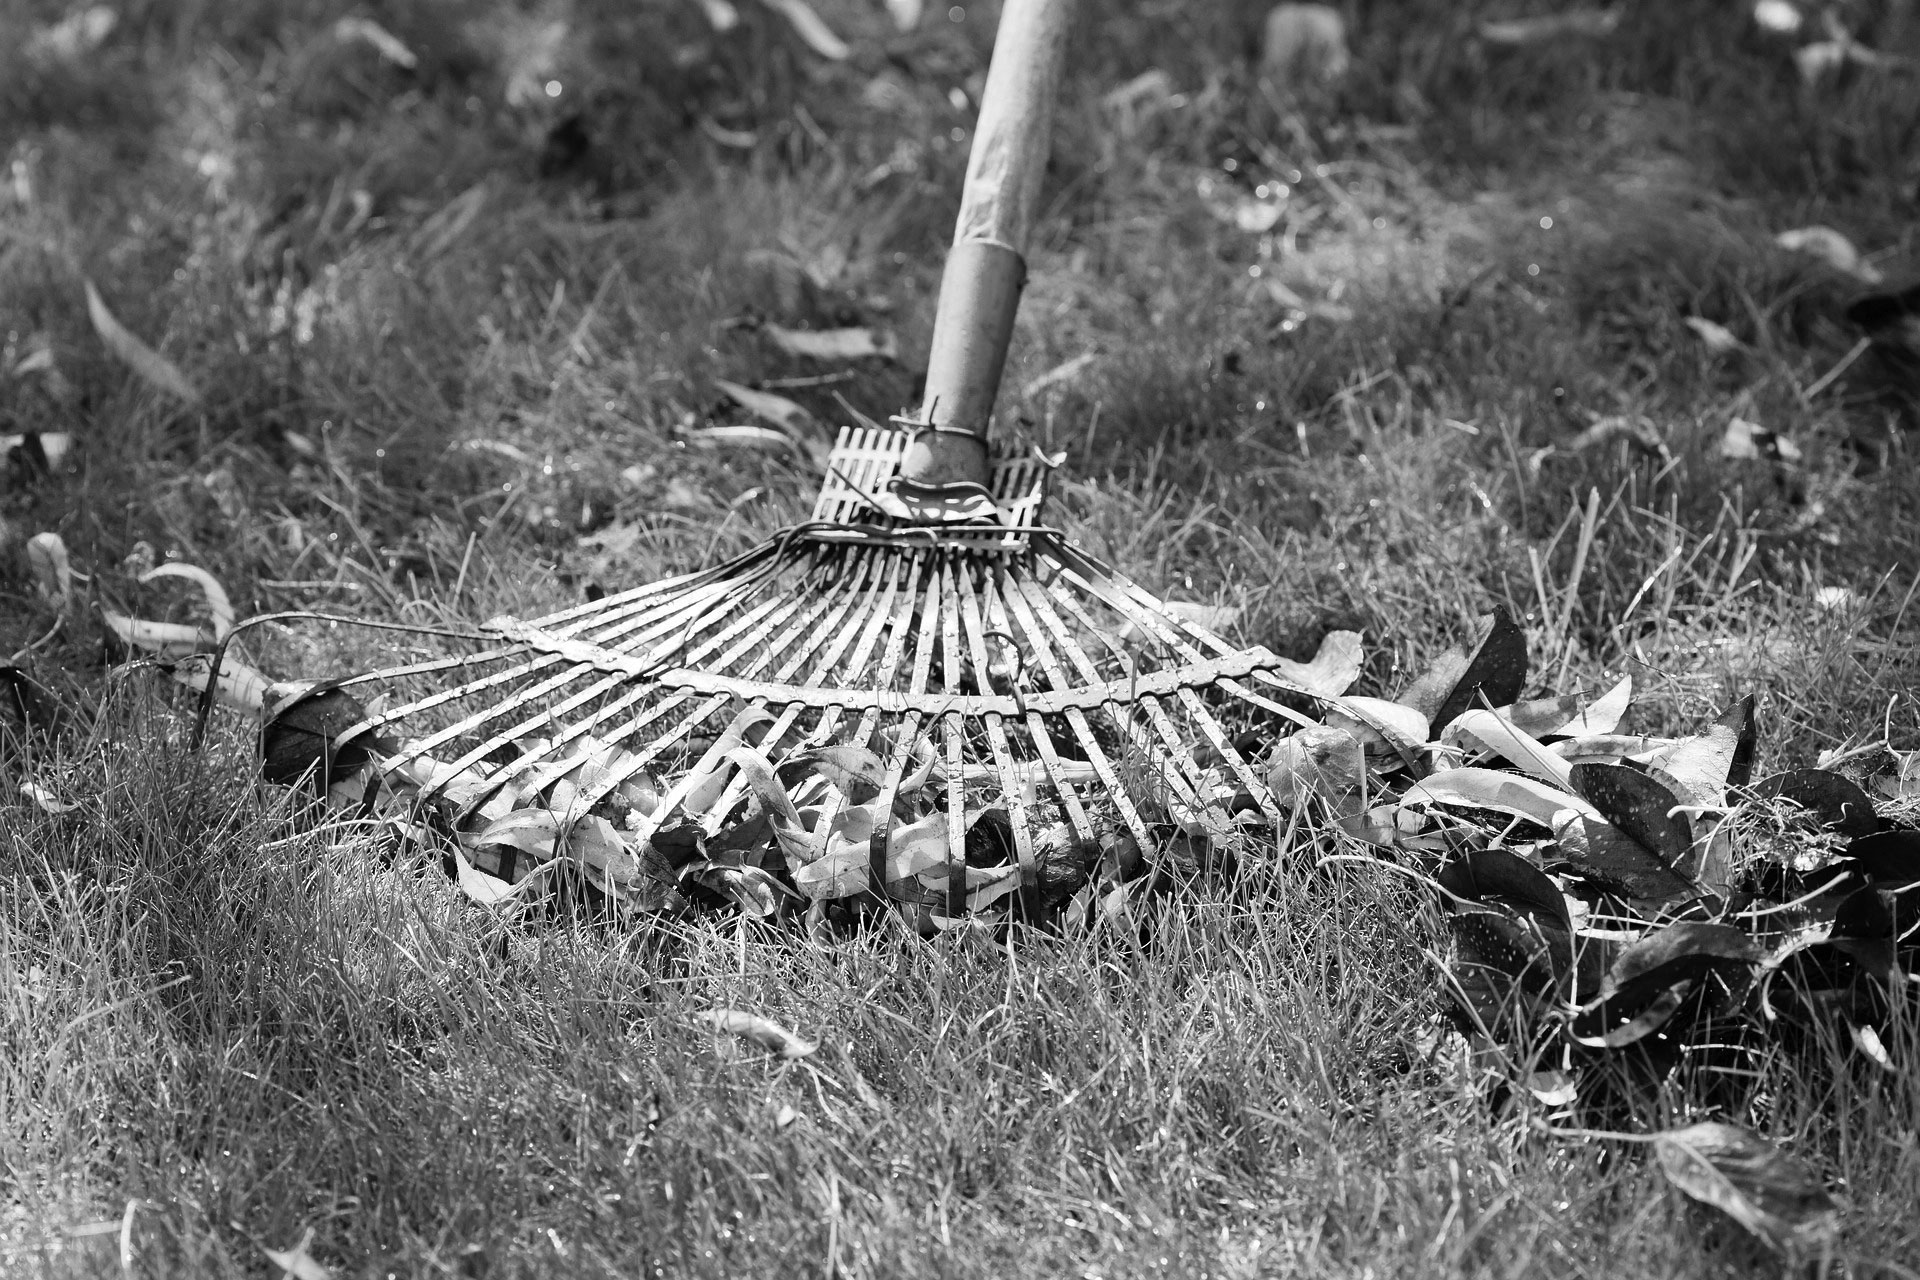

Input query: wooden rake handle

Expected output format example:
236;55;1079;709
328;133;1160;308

900;0;1077;491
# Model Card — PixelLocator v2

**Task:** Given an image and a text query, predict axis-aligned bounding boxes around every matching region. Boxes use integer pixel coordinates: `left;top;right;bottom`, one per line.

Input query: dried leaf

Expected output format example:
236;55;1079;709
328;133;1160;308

764;325;897;361
759;0;850;60
1653;1124;1837;1254
1576;921;1760;1044
699;1009;817;1058
713;378;813;433
1775;225;1881;283
1685;316;1743;354
1480;9;1621;45
21;780;79;814
1720;418;1802;463
689;425;797;454
27;6;117;63
26;532;71;605
140;562;235;640
164;653;273;716
1327;696;1429;754
1551;813;1697;900
1842;830;1920;887
696;0;741;32
261;1229;332;1280
1400;767;1599;827
1448;708;1575;788
100;610;208;659
1752;0;1802;35
1571;763;1692;864
1267;724;1365;807
85;281;199;404
1559;675;1632;736
1259;4;1350;89
1269;629;1364;699
885;0;923;31
1750;769;1881;838
1400;609;1527;734
450;843;548;906
334;16;418;68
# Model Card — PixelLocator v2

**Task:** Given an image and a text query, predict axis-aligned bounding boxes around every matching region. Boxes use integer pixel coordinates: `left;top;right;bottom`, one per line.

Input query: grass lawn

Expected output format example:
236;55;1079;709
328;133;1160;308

3;1;1918;1276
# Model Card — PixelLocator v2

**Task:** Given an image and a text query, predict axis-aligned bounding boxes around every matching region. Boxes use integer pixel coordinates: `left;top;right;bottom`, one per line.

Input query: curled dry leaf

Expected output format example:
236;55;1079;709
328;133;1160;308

1399;767;1600;827
1478;8;1621;45
696;0;741;32
26;6;117;63
140;562;235;640
1653;1123;1837;1254
1448;708;1575;789
261;1228;333;1280
84;281;200;404
1752;0;1802;35
100;610;208;659
333;16;418;68
1775;225;1881;283
764;324;898;362
1684;316;1743;354
26;533;71;605
1267;724;1365;808
164;653;273;715
699;1009;817;1058
759;0;850;60
714;378;813;434
689;425;796;454
1720;418;1801;463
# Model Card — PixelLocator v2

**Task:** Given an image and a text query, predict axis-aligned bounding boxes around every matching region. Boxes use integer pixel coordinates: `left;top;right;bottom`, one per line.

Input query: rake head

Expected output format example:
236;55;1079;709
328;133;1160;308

313;427;1335;928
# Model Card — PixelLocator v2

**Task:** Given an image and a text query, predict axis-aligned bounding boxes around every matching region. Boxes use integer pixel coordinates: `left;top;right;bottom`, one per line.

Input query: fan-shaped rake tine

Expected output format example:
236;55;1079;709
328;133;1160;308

1000;570;1152;851
692;549;886;833
343;564;780;761
332;644;535;693
1018;562;1212;827
524;537;786;634
864;559;944;910
805;548;910;750
953;561;1034;900
387;586;800;784
988;568;1102;850
852;550;937;754
508;564;854;820
938;561;969;920
547;562;868;818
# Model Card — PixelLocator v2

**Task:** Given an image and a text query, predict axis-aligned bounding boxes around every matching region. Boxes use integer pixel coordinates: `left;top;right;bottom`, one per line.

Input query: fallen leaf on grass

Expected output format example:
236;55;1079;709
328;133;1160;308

1684;316;1743;354
1399;767;1600;827
1751;0;1802;34
699;1009;817;1058
27;6;117;63
1775;226;1881;283
764;324;897;362
1259;4;1350;89
141;562;235;640
163;653;274;715
1653;1123;1837;1254
1399;608;1527;734
21;780;79;815
85;281;199;404
1267;724;1365;807
1478;8;1621;45
1448;708;1575;788
27;533;71;605
714;378;813;433
334;16;417;68
689;425;797;454
1720;418;1801;463
261;1228;332;1280
760;0;850;60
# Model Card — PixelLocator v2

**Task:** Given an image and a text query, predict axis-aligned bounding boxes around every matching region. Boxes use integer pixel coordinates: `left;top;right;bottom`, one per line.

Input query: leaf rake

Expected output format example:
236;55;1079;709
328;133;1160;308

276;0;1352;927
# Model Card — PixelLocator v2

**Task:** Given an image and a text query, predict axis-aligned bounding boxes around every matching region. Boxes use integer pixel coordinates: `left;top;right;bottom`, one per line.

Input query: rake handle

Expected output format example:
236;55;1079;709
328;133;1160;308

902;0;1077;489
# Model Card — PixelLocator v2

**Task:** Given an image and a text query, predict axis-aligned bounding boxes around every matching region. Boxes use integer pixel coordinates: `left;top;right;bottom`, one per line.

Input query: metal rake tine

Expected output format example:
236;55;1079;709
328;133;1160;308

397;581;798;783
807;548;908;749
952;561;1034;889
1006;560;1182;840
522;537;785;632
981;566;1097;847
1000;568;1150;848
938;559;969;920
852;549;936;754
